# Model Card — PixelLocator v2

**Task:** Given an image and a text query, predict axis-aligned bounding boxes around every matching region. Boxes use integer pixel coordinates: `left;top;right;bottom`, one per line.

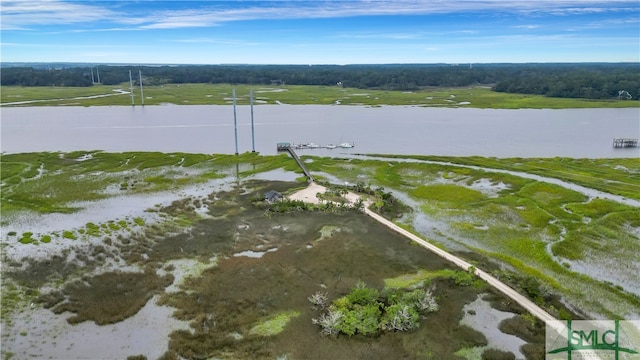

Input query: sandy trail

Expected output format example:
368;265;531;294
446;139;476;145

287;182;327;204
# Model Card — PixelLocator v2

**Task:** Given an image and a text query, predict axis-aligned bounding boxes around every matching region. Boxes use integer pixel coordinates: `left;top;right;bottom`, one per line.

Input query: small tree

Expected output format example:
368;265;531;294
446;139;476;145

312;309;343;336
308;291;329;310
310;281;439;337
380;304;419;332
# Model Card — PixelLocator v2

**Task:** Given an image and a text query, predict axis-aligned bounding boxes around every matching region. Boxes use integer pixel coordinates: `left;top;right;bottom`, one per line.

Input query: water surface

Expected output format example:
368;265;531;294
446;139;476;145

2;105;638;158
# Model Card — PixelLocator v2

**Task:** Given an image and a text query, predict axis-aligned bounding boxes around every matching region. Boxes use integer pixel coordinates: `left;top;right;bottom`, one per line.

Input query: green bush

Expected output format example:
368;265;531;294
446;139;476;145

338;303;381;336
380;304;419;332
452;270;476;286
346;281;379;306
482;348;515;360
62;230;77;240
312;281;438;337
19;232;36;244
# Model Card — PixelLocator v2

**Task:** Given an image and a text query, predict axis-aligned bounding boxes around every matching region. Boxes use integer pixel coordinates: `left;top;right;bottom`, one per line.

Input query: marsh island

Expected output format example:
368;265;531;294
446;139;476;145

1;151;638;359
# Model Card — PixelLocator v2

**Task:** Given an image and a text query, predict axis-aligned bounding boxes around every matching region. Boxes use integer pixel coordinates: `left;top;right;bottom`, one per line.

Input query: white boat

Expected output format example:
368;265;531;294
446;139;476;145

325;144;337;149
338;142;354;148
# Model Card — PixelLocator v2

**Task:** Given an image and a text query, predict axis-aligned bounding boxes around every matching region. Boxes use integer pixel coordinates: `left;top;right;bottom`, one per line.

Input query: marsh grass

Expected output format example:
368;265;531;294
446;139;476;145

411;184;487;205
1;155;551;359
45;270;173;325
3;84;639;108
388;155;640;201
383;268;485;290
62;230;77;240
2;151;637;358
249;311;301;337
554;209;640;260
0;151;296;216
0;85;123;104
155;199;504;359
308;155;640;318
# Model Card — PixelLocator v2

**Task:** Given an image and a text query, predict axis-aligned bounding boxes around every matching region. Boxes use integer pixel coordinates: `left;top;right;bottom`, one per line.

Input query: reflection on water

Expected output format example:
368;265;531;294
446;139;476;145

233;248;278;258
460;294;527;359
2;105;638;158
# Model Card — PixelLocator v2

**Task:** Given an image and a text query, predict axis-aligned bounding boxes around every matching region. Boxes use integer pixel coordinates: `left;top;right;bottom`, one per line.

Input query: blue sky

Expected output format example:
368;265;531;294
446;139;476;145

1;0;639;64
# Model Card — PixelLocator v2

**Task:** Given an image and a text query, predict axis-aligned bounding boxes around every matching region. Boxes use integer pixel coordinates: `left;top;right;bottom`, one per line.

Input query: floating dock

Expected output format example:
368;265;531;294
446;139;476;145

281;142;354;150
613;138;638;148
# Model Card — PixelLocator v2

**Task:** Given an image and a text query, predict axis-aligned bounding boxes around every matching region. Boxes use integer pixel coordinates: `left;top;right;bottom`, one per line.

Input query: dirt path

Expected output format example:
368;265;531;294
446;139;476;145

289;182;556;323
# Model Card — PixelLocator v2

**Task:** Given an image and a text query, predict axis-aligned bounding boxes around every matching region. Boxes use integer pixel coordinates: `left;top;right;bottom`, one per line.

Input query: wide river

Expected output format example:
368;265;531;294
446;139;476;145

1;105;638;158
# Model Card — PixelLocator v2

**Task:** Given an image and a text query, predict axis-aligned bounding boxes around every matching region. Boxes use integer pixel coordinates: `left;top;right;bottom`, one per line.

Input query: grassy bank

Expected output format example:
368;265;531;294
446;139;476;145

2;84;639;108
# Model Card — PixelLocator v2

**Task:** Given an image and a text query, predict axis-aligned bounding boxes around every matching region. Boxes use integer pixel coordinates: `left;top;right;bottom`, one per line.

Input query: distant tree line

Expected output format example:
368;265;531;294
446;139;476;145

1;63;638;99
490;64;640;100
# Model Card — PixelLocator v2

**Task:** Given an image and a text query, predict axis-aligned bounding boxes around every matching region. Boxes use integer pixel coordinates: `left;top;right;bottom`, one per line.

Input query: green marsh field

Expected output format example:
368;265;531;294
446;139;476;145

1;151;639;359
2;83;640;108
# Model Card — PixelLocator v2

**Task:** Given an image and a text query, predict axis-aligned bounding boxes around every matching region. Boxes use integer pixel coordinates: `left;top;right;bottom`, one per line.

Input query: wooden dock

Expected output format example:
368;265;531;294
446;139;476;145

277;143;314;182
613;138;638;148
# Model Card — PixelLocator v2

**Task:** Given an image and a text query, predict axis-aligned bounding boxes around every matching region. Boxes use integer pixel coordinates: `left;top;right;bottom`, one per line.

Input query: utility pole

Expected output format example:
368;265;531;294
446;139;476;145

129;70;135;106
139;70;144;106
233;88;239;155
250;88;255;152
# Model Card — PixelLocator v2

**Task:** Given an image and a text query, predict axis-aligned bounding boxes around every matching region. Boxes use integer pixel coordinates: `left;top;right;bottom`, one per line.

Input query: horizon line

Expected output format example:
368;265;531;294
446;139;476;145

2;61;640;67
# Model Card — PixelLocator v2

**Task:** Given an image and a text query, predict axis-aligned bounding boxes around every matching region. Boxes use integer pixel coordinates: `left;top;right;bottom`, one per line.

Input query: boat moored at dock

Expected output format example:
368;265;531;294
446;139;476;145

283;142;355;150
613;138;638;148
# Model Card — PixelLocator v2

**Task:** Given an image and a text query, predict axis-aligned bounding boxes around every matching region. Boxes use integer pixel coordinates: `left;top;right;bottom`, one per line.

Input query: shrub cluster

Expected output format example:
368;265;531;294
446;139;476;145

492;268;552;306
352;181;411;219
310;281;438;337
255;197;361;214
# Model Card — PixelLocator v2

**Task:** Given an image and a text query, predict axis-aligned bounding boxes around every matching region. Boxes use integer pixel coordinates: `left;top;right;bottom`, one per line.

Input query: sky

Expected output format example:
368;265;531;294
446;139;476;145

1;0;639;65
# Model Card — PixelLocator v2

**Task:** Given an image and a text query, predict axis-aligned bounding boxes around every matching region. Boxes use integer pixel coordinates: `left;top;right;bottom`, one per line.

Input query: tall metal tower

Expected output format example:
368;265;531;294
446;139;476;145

233;88;239;155
139;70;144;106
250;89;255;152
128;70;135;106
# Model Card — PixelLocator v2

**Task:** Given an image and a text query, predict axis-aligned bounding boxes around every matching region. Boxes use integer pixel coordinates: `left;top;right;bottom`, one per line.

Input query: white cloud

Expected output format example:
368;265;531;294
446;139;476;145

2;0;638;31
170;38;259;46
565;15;639;31
130;1;640;29
0;0;119;30
333;32;425;40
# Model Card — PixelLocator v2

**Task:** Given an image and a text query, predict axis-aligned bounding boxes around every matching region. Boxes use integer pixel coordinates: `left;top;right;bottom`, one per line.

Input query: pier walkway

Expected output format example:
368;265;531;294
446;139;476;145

278;143;314;183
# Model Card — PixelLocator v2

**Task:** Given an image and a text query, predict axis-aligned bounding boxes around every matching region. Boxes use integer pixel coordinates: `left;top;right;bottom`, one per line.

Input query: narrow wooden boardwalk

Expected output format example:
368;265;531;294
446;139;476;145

364;208;556;323
279;144;315;182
